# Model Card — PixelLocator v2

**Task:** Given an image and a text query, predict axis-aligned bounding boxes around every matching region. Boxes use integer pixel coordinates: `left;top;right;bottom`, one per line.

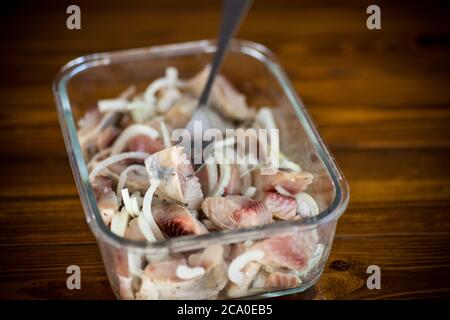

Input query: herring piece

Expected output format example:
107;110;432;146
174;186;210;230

186;66;254;121
152;204;208;237
253;169;313;195
137;257;227;300
145;146;204;209
201;195;272;230
252;231;318;271
261;191;297;220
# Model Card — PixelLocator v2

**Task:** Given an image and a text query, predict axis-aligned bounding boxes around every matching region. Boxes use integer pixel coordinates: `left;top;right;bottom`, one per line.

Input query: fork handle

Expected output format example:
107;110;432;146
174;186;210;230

197;0;253;108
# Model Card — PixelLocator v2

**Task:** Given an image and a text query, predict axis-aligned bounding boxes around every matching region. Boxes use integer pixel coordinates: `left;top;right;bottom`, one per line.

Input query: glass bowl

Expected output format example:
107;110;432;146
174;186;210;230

53;39;349;300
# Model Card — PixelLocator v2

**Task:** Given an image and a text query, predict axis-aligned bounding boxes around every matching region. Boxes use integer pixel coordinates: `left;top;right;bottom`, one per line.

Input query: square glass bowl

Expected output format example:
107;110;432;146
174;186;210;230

53;39;349;299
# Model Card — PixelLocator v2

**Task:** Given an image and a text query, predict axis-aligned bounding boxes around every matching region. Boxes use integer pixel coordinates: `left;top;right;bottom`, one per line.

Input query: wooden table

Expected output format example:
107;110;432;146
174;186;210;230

1;0;449;299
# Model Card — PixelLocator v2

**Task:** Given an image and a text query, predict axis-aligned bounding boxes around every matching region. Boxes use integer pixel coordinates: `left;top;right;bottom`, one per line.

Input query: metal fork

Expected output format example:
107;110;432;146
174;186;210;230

184;0;253;137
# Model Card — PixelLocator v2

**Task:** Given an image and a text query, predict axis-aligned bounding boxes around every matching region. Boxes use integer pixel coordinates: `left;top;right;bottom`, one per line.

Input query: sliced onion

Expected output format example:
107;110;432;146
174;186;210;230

156;88;181;113
141;180;165;241
235;154;252;193
228;250;264;286
275;185;293;197
86;147;111;172
116;165;148;203
296;192;320;217
98;86;137;113
144;67;180;105
279;152;301;172
132;192;144;207
255;107;277;132
206;164;218;196
211;164;231;197
119;85;136;100
121;188;141;217
111;208;130;237
160;121;171;148
239;166;259;179
111;124;159;155
127;252;144;277
137;214;157;242
176;265;205;280
243;186;256;198
89;151;150;181
129;97;155;123
79;111;118;147
98;98;128;113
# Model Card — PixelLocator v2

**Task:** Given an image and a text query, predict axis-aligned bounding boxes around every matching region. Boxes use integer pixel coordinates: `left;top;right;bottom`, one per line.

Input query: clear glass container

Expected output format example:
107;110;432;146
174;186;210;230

53;39;349;300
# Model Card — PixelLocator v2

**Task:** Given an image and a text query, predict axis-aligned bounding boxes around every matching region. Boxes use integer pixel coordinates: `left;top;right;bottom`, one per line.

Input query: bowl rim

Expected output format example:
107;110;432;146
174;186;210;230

53;39;350;254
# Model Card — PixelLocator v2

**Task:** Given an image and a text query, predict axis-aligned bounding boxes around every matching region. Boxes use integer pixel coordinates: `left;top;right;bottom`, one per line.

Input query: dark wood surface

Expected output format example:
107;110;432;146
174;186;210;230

1;0;450;299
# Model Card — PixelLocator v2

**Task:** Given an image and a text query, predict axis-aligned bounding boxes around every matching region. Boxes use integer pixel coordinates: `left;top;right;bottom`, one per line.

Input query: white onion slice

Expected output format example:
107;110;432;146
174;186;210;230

228;250;264;286
144;67;180;105
156;88;181;113
111;124;159;155
127;252;143;277
121;189;141;217
206;164;218;196
119;85;136;100
129;97;155;123
256;107;277;132
243;186;256;198
211;164;231;196
275;185;293;197
98;98;128;113
296;192;320;217
176;265;205;280
86;147;111;172
160;121;171;148
137;214;157;242
141;180;165;241
116;165;147;203
111;208;130;237
279;153;302;172
89;151;150;181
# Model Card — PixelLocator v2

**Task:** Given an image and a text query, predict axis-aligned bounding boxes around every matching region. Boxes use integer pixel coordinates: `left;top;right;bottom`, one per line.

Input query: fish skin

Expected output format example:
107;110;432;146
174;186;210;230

146;146;204;209
152;204;208;237
261;191;297;220
201;196;272;230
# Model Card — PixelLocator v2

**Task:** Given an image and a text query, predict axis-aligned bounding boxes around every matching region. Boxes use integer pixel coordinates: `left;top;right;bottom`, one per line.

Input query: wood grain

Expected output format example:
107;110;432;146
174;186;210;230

0;0;449;299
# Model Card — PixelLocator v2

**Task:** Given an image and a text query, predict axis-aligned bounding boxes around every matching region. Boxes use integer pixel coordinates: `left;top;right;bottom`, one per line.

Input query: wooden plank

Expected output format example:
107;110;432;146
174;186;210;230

0;0;449;300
